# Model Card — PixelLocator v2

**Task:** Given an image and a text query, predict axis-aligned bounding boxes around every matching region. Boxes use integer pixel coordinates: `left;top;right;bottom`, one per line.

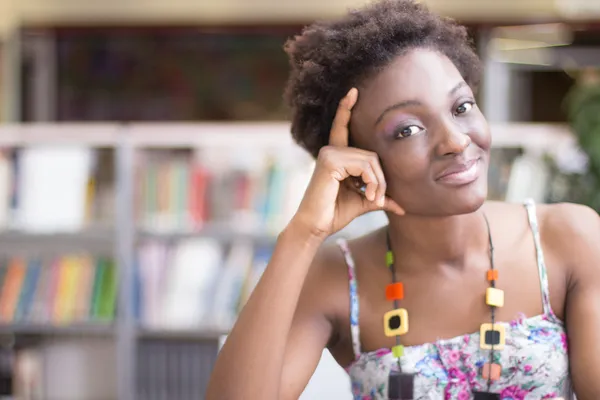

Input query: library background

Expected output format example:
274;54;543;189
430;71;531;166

0;0;597;399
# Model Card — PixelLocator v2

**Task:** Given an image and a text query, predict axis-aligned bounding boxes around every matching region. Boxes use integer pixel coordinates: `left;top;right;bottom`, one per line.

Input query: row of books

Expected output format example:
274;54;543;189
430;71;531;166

136;340;217;400
135;238;272;330
134;149;313;235
0;145;313;235
0;255;117;325
0;145;556;236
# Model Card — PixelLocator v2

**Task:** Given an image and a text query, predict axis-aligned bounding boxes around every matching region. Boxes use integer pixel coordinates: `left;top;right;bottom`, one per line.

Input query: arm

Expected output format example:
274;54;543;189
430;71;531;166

206;223;331;400
549;204;600;399
205;88;403;400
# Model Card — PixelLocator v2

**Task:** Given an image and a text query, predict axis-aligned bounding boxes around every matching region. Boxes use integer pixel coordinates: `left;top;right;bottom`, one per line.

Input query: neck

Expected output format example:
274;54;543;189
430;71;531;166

386;209;489;271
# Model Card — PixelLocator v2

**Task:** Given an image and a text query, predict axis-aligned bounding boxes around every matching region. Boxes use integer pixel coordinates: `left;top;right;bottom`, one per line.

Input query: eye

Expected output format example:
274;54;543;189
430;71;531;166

455;101;474;115
395;125;423;138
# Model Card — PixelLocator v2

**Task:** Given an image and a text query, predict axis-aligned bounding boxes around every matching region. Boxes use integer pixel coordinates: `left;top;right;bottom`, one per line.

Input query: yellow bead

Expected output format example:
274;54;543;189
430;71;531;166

386;251;394;266
480;323;506;350
383;308;409;337
392;344;404;358
486;287;504;307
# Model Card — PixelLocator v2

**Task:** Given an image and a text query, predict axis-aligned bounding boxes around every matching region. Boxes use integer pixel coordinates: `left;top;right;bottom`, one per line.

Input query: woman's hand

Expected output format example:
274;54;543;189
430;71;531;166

292;88;404;239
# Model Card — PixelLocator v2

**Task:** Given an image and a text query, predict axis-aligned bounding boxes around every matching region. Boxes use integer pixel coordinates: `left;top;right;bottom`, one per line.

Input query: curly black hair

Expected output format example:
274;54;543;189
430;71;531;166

283;0;482;158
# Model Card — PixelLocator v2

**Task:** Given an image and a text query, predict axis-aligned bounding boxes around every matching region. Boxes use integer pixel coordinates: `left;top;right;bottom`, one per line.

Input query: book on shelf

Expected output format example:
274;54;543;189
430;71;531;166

0;147;115;233
134;146;313;235
135;238;273;331
0;254;117;326
136;339;217;400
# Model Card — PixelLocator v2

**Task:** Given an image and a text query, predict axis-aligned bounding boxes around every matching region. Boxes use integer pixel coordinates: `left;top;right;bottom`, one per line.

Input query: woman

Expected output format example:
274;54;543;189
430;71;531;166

206;1;600;399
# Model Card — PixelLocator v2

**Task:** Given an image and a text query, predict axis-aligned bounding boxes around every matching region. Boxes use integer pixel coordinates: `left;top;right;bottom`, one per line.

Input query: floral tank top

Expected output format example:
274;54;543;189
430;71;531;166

337;200;573;399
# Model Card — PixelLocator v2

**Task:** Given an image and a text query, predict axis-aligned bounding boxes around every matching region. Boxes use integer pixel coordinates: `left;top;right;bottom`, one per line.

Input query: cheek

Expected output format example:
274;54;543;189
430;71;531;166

380;145;431;188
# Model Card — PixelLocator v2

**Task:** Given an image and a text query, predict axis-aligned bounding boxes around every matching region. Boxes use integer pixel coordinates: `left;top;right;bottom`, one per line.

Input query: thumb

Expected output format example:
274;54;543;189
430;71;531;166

365;196;405;216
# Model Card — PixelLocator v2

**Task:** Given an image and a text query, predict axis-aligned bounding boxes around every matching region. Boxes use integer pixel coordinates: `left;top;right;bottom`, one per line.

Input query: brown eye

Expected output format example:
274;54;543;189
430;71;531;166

455;101;474;115
395;125;423;138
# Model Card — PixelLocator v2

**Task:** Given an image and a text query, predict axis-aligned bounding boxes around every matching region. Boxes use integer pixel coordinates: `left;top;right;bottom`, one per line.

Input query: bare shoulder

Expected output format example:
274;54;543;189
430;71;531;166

536;202;600;250
535;202;600;281
308;230;383;292
483;200;600;242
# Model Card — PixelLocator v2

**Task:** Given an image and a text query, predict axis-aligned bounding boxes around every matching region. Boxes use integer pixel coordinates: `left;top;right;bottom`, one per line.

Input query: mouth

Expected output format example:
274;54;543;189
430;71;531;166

435;158;481;186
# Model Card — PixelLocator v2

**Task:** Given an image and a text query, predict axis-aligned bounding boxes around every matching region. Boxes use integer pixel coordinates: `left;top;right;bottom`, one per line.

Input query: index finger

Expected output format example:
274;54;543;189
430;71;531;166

329;88;358;147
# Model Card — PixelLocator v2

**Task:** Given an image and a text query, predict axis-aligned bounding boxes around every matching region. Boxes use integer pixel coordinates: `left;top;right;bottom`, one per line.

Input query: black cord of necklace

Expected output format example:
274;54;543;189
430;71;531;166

386;231;403;373
482;212;496;392
388;212;497;392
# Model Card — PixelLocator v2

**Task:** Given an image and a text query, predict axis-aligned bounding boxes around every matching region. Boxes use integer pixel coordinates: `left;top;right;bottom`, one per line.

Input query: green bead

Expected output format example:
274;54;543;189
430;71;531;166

386;251;394;266
392;344;404;358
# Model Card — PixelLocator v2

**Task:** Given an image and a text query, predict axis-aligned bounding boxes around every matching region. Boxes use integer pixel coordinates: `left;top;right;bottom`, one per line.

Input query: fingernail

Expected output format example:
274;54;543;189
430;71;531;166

378;196;385;207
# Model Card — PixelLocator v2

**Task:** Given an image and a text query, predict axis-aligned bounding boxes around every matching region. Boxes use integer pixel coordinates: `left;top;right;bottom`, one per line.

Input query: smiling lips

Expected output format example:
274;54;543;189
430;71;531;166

436;158;481;186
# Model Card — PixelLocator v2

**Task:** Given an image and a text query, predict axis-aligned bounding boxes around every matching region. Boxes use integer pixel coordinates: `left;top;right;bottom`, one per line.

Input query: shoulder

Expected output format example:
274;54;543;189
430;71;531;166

536;202;600;284
305;230;382;319
536;202;600;249
309;228;384;282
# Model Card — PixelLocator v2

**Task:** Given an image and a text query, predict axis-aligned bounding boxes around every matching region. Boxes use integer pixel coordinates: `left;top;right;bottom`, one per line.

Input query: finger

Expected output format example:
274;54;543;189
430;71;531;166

329;88;358;147
363;195;405;216
339;158;377;201
367;155;387;208
348;163;378;202
382;197;405;216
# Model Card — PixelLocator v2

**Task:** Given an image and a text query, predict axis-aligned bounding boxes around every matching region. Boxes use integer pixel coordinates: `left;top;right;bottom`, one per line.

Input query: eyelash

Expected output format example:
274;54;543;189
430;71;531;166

394;100;475;139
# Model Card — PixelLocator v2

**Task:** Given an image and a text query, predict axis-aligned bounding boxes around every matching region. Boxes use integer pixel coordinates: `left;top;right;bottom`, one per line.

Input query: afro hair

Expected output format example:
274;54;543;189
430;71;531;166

284;0;482;158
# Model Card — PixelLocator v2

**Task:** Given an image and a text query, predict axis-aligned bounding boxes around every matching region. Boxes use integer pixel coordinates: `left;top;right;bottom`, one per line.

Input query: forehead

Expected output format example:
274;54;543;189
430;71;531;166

354;49;466;120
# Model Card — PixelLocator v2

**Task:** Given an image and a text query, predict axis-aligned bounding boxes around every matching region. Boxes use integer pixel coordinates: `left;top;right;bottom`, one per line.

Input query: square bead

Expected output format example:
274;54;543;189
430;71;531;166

481;363;502;380
383;308;409;337
386;283;404;301
391;344;404;358
388;371;414;400
386;251;394;266
487;269;499;281
486;287;504;307
480;323;506;350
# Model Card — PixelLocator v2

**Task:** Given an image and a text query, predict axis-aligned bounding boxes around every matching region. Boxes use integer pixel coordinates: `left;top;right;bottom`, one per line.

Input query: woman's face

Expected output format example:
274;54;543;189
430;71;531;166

350;48;491;216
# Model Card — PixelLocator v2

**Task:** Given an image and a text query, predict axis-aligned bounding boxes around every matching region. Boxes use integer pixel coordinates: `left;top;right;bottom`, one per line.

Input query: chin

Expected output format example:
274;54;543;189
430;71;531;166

446;180;488;215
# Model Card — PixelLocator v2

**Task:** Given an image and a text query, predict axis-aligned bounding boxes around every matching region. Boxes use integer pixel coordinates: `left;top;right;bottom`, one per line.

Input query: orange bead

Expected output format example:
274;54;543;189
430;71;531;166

487;269;498;281
385;282;404;301
481;363;501;381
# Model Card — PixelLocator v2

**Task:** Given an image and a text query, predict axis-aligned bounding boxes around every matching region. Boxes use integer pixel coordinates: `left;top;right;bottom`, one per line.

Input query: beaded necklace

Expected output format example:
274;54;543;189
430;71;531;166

385;213;502;400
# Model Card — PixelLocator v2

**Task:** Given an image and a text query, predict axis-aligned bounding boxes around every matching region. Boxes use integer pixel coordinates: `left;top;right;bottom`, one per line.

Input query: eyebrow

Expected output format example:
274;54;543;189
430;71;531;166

374;81;468;126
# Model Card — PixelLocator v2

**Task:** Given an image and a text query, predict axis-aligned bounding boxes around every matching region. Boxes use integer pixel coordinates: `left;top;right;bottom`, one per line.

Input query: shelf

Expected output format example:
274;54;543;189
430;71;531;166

0;322;115;336
137;225;278;244
127;122;296;149
0;228;115;254
136;327;227;341
0;124;121;147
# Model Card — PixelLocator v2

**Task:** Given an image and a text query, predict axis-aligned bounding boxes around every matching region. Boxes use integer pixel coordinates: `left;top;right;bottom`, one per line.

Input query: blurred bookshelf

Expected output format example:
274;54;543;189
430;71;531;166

0;121;576;400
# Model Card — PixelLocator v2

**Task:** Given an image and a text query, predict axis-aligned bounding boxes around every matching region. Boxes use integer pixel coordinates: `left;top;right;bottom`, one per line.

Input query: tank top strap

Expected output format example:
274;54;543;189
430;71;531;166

523;199;554;317
336;238;362;359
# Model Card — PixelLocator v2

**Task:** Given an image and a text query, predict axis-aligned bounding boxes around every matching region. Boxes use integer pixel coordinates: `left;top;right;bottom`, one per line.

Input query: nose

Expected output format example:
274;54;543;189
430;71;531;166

434;119;471;157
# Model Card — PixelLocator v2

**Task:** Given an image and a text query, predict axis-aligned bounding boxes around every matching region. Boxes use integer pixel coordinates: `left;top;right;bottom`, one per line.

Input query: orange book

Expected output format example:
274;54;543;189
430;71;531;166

189;165;210;229
0;258;26;322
